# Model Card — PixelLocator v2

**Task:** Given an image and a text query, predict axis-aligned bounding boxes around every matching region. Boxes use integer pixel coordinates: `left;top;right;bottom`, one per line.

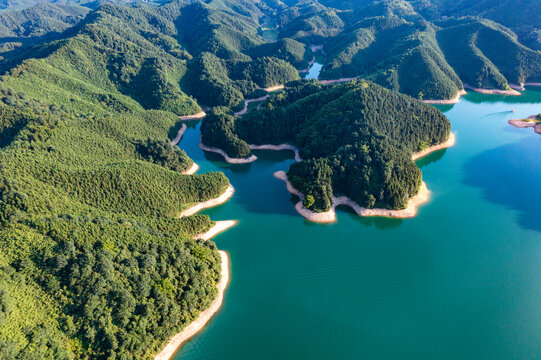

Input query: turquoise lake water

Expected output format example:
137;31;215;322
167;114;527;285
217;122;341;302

173;88;541;359
305;62;323;80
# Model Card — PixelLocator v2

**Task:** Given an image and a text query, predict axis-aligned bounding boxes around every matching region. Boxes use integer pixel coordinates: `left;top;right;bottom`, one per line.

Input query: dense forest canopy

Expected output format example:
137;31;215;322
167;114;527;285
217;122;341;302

204;80;451;212
0;1;235;358
0;0;538;358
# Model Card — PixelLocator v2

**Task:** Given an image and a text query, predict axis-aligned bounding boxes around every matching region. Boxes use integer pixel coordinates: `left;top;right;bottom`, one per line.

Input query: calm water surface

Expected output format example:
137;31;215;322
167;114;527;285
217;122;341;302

305;62;323;80
174;88;541;359
305;53;325;80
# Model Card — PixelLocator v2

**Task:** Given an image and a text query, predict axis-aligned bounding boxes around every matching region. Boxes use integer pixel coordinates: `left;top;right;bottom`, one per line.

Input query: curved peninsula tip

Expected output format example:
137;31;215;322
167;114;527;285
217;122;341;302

274;171;430;223
196;220;238;240
200;142;258;164
423;90;467;104
509;115;541;134
412;133;456;161
154;250;229;360
179;185;235;218
463;84;521;96
182;162;200;175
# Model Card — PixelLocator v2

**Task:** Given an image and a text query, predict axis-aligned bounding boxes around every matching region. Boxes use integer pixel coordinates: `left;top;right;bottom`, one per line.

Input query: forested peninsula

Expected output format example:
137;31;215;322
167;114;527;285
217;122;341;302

0;0;539;358
201;80;452;216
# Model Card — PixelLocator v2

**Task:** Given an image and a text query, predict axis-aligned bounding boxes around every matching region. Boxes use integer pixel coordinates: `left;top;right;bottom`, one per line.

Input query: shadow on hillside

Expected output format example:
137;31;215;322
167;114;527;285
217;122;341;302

0;10;95;74
463;136;541;233
415;148;447;168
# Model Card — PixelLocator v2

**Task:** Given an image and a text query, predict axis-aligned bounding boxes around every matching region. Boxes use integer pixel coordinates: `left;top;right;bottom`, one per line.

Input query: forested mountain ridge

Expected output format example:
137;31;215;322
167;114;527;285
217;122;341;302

273;0;541;99
2;0;538;102
410;0;541;50
0;3;89;38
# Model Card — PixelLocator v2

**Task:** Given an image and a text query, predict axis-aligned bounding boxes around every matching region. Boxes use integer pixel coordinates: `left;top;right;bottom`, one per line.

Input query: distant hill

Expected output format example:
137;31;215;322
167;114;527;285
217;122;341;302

275;0;541;99
0;3;89;38
410;0;541;50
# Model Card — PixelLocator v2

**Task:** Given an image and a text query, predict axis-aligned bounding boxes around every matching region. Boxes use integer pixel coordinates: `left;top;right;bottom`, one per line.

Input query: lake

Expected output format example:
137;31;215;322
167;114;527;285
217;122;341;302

173;88;541;360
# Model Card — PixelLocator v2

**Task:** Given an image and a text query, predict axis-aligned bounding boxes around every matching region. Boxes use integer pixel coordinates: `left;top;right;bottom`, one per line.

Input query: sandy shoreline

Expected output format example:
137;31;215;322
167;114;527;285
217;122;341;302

200;141;302;164
510;82;541;90
249;144;302;162
274;171;430;222
154;250;229;360
463;84;521;96
509;116;541;134
264;85;284;92
180;111;207;121
200;142;258;164
320;76;360;85
182;162;199;175
179;185;235;217
423;90;467;104
509;83;525;91
171;124;187;146
234;95;270;116
412;133;456;161
195;220;238;240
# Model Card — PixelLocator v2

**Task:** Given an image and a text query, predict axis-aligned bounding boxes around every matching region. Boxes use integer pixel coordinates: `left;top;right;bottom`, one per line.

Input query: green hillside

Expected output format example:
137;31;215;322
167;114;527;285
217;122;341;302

437;18;541;88
411;0;541;50
247;37;313;67
0;2;232;359
273;0;541;99
0;3;89;38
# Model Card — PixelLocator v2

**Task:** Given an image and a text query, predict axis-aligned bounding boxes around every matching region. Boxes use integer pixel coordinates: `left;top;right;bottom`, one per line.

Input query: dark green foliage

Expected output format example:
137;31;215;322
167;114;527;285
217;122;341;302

178;1;263;58
187;52;246;108
289;158;333;212
0;104;30;147
279;7;344;41
136;138;193;173
235;80;448;210
201;107;251;158
437;19;541;88
247;38;312;67
244;57;300;87
0;2;237;356
397;45;462;100
187;52;298;108
34;229;221;360
126;58;200;116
